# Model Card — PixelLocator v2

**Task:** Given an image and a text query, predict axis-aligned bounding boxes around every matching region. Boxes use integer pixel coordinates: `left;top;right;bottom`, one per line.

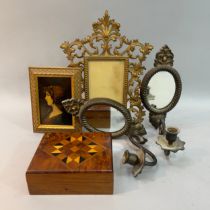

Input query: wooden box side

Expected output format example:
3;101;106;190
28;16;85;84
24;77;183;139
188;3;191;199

85;105;110;128
26;172;113;194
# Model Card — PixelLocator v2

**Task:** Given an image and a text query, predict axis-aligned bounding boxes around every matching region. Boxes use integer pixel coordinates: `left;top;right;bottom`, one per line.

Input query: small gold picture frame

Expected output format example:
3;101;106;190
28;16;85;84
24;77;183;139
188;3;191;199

29;67;81;132
84;56;129;105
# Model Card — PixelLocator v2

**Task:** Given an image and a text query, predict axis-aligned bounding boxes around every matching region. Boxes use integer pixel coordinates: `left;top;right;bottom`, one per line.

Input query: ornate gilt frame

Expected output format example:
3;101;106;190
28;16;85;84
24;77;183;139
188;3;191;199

84;56;128;105
60;10;153;127
29;67;81;132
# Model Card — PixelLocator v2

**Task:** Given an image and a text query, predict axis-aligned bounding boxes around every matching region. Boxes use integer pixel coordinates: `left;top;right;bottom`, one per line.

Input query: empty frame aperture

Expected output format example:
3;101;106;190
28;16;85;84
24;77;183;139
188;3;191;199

85;57;128;105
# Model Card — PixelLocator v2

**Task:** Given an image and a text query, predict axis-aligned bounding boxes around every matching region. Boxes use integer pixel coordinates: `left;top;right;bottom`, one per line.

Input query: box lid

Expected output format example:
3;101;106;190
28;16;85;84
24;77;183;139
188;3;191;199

27;132;113;173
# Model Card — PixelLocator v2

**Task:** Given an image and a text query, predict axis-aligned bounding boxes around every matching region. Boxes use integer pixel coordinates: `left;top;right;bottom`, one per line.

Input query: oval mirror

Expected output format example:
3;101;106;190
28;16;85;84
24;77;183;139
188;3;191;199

141;66;182;114
79;98;132;138
148;71;175;109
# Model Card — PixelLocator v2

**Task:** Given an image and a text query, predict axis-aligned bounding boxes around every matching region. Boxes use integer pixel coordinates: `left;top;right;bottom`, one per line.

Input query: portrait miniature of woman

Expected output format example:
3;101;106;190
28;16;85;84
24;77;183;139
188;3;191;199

40;85;72;125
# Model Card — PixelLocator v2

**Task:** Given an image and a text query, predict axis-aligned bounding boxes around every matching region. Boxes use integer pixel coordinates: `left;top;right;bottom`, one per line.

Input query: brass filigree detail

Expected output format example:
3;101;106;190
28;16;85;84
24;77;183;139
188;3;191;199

60;10;153;126
154;45;174;67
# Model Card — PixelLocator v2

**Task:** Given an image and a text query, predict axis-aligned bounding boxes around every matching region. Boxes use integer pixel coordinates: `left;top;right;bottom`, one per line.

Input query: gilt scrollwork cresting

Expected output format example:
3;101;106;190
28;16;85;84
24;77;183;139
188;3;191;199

60;10;153;126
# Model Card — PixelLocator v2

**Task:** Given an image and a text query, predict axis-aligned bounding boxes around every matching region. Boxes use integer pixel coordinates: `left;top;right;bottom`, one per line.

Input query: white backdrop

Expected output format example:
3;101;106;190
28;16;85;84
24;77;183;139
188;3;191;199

0;1;210;210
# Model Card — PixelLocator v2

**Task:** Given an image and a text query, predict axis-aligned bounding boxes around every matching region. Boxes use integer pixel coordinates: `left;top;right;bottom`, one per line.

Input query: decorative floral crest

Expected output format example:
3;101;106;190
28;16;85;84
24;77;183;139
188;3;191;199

154;45;174;67
92;10;120;40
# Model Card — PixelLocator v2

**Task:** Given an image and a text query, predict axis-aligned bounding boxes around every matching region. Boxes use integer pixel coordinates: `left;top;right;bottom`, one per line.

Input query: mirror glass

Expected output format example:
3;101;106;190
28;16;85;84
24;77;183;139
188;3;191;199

84;105;125;132
147;72;175;109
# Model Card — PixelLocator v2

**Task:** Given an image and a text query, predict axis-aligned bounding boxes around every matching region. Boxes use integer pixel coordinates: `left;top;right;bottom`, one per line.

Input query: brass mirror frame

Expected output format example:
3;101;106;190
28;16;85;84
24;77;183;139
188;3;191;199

140;65;182;114
60;10;153;129
79;98;132;138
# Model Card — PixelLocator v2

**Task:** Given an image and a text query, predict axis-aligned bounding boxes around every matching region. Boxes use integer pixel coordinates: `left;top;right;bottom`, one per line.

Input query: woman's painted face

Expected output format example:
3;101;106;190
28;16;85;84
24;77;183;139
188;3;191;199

45;91;53;106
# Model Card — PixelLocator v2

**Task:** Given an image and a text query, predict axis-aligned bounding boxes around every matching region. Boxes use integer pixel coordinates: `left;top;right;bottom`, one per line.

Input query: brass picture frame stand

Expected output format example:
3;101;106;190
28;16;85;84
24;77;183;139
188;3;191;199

60;10;153;133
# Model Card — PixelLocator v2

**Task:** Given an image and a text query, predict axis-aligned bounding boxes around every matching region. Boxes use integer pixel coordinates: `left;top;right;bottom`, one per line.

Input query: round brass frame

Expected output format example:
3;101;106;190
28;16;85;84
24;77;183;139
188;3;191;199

140;65;182;114
79;98;132;138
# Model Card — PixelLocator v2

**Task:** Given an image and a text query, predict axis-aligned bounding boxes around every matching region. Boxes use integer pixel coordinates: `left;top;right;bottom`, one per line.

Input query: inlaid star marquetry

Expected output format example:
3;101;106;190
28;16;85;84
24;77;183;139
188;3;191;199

50;134;104;166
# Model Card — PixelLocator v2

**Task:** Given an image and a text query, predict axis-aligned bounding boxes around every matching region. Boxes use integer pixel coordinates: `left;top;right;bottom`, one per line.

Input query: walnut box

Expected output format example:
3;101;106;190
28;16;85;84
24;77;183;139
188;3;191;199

26;132;113;194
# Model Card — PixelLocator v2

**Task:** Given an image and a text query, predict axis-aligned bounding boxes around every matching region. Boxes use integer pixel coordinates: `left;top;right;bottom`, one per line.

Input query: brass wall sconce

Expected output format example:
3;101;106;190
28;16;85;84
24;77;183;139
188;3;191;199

62;97;132;138
63;97;147;143
156;127;185;156
140;45;182;135
62;97;157;176
62;97;157;177
140;45;185;157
